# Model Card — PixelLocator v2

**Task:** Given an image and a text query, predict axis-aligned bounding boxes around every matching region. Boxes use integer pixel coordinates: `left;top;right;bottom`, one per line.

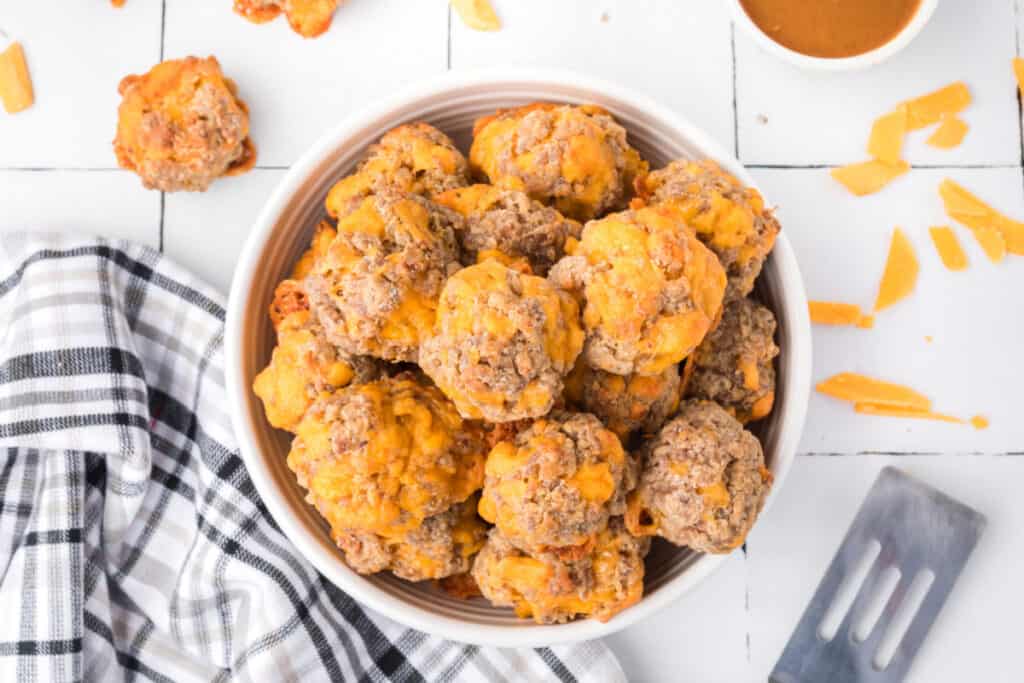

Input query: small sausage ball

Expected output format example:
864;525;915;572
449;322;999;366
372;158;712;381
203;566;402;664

469;103;648;222
549;204;727;376
433;184;582;275
333;498;488;582
635;160;780;302
472;518;649;624
685;298;779;424
288;374;487;540
234;0;339;38
564;362;680;440
419;259;584;422
626;400;772;553
114;56;255;192
325;123;469;219
478;412;636;553
305;192;463;362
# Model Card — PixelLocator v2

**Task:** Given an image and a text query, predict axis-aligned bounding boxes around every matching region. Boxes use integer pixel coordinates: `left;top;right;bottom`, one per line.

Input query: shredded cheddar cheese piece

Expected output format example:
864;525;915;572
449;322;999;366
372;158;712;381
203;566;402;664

973;228;1006;263
1015;58;1024;96
926;116;969;149
971;415;990;430
901;82;971;131
939;179;1024;256
816;373;932;410
854;403;964;424
831;160;909;196
874;228;918;312
451;0;501;31
0;42;34;114
808;301;874;328
928;226;968;271
867;109;906;164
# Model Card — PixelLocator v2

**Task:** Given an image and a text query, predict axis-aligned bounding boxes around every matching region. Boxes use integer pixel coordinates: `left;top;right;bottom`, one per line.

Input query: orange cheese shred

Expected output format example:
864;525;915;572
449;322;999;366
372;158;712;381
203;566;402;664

867;109;906;164
0;42;34;114
939;179;1024;256
901;82;971;131
816;373;931;411
973;227;1006;263
874;228;918;312
808;301;874;328
450;0;501;31
928;226;968;271
926;116;968;149
831;160;909;196
854;403;964;424
1014;57;1024;96
970;415;990;430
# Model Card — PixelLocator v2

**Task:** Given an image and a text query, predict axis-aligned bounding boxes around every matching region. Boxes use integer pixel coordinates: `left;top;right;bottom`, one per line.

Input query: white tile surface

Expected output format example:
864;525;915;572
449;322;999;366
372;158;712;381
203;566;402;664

607;552;753;683
0;2;162;168
754;167;1024;454
450;0;737;154
0;170;160;249
163;169;285;294
163;0;449;168
748;455;1023;683
735;0;1020;166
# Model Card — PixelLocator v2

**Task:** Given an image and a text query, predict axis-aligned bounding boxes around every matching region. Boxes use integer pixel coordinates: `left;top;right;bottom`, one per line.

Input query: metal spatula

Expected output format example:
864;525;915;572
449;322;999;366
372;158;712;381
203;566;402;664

770;466;986;683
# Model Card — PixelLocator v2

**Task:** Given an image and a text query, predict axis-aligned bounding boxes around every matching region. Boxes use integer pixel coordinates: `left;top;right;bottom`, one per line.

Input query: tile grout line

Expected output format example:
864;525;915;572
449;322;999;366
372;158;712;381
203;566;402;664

730;22;740;160
446;4;452;70
159;0;167;253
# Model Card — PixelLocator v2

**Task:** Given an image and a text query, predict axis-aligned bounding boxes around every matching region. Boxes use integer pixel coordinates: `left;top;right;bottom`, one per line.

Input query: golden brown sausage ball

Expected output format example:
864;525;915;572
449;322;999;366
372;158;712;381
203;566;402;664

635;160;780;302
305;192;463;362
564;362;680;440
472;518;649;624
233;0;340;38
288;374;487;543
478;412;636;554
333;498;488;581
626;400;772;553
685;298;779;424
469;103;647;222
326;123;469;219
433;184;582;275
549;204;727;376
114;56;255;192
419;259;584;422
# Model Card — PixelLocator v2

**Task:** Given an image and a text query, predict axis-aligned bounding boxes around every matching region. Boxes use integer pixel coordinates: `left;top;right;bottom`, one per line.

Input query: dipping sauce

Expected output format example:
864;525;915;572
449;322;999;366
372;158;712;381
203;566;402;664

739;0;922;59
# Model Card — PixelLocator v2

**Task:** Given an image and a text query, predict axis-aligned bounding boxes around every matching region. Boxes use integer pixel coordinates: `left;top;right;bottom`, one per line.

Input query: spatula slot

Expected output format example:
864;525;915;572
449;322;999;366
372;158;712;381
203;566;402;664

872;568;936;671
816;538;881;641
852;565;901;643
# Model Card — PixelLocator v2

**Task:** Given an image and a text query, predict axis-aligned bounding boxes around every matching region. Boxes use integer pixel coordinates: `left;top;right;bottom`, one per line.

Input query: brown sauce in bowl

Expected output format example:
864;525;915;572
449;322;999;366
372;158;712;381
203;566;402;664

739;0;922;59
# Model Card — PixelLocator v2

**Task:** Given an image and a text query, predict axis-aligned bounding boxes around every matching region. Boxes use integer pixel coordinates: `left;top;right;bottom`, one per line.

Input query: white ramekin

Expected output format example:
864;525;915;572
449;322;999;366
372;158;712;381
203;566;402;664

225;68;812;648
728;0;939;71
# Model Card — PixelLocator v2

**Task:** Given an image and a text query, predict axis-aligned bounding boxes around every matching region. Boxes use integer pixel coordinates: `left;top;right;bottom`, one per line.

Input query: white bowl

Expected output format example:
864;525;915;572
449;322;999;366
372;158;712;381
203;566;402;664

728;0;939;71
225;68;812;648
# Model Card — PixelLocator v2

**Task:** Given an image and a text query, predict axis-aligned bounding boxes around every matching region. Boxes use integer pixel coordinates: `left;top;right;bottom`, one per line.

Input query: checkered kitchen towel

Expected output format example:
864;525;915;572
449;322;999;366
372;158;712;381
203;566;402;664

0;233;625;682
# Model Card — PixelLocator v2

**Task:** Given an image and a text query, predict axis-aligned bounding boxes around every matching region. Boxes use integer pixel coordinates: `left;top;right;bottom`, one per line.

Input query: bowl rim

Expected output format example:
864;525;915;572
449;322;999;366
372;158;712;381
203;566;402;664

726;0;939;72
225;66;812;648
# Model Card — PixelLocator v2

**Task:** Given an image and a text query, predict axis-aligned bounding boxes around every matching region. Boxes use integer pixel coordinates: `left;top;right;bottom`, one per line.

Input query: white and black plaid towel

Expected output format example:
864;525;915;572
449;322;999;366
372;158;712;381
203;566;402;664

0;233;626;682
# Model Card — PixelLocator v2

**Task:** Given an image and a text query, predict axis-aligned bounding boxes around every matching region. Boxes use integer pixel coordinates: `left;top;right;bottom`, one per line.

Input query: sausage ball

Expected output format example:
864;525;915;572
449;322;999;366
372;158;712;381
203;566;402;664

685;298;779;424
233;0;339;38
472;518;649;624
564;362;680;440
333;498;488;581
549;205;727;376
305;192;463;362
433;184;582;275
626;400;772;554
478;412;636;554
114;56;255;192
636;160;780;302
419;259;584;422
469;103;648;222
288;374;487;541
326;123;469;219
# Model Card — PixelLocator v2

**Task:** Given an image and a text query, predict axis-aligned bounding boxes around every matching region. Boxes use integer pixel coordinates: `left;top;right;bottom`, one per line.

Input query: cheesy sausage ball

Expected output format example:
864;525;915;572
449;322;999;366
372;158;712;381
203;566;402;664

472;518;649;624
326;123;469;219
564;362;680;440
114;56;255;192
433;184;582;275
419;259;584;422
305;192;463;362
288;374;487;544
233;0;339;38
549;205;727;376
685;298;779;424
626;400;771;554
636;160;780;302
333;498;488;581
478;412;636;554
469;103;648;222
